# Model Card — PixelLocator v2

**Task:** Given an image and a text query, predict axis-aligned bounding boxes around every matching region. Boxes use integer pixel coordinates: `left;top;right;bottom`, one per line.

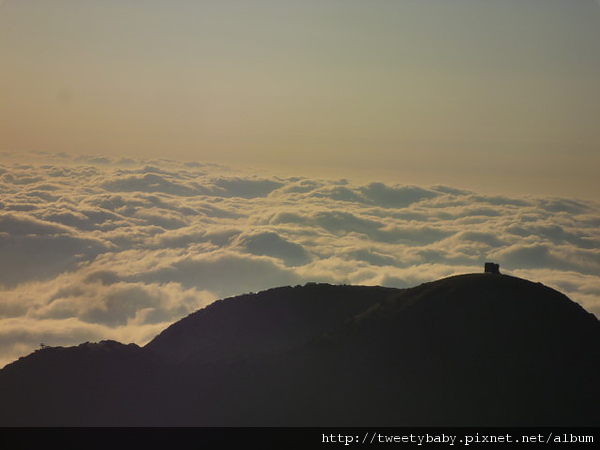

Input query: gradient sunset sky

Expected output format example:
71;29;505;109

2;0;600;198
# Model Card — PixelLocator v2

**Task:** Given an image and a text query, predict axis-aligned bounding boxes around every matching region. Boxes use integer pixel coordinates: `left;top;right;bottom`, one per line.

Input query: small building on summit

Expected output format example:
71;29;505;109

484;262;501;274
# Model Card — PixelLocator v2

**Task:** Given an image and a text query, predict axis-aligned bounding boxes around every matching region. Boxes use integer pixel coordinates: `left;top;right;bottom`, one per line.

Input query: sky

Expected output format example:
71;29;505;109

0;1;600;367
1;0;600;198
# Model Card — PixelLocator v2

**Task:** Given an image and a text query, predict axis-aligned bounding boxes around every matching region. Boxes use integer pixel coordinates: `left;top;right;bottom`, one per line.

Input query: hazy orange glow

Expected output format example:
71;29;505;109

1;1;599;198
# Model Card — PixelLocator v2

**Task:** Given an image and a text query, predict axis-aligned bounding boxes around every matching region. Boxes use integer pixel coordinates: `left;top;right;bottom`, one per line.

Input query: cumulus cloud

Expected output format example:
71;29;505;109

236;231;312;266
359;182;441;207
0;212;112;287
127;251;302;297
0;151;599;367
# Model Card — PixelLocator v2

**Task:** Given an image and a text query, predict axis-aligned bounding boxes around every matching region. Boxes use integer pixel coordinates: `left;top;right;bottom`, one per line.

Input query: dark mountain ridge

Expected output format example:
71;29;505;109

145;283;398;363
0;274;598;426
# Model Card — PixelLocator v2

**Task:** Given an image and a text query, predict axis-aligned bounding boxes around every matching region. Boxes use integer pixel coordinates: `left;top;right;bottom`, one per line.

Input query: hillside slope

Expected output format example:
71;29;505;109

0;274;597;426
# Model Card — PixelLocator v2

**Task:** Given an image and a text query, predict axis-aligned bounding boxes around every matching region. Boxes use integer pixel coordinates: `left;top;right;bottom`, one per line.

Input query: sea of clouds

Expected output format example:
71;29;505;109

1;152;599;367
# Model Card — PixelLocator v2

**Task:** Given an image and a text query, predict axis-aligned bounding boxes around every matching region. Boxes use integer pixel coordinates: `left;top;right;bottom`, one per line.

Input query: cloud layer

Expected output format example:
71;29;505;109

1;152;599;367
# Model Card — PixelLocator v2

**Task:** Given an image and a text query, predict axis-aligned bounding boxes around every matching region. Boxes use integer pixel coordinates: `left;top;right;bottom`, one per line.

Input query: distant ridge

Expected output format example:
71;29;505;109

0;274;598;426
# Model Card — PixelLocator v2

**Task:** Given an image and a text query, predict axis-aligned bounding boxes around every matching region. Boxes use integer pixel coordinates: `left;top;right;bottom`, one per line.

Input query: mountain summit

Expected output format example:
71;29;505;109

0;274;598;426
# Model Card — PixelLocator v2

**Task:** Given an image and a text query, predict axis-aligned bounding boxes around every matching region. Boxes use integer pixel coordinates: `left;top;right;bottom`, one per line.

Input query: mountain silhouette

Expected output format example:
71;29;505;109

0;274;598;426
